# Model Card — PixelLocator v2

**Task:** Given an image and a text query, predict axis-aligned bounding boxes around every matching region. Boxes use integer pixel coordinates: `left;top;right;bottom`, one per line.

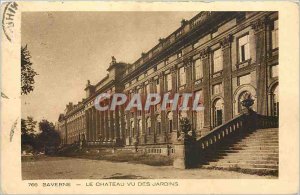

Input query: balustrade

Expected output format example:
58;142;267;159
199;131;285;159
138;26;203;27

196;112;278;151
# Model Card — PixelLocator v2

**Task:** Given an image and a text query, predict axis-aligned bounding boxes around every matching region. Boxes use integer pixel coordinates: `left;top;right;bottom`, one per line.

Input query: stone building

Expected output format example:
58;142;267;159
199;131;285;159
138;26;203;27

57;11;279;154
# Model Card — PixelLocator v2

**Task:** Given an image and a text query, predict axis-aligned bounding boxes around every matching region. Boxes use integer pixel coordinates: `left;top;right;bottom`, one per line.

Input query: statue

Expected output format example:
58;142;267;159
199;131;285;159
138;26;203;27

241;92;255;114
178;117;196;141
181;19;188;26
111;56;116;64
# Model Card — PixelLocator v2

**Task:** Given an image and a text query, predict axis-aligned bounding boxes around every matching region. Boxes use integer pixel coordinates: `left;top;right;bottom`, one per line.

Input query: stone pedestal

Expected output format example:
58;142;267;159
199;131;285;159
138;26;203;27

173;132;187;169
173;143;186;169
170;131;179;143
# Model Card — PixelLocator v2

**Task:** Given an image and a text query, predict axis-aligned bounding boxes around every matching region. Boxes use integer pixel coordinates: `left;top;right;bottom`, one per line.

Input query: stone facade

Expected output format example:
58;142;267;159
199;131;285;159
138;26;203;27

57;11;279;154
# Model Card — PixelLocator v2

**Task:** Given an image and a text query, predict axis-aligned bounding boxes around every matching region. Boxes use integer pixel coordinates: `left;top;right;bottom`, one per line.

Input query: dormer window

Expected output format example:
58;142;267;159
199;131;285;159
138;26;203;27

177;51;182;59
164;58;169;65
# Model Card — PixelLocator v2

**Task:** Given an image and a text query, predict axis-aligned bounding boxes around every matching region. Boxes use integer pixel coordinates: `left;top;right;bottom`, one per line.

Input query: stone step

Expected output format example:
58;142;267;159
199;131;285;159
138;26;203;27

219;148;279;152
230;143;278;147
206;162;278;169
203;153;279;160
198;128;279;175
230;146;278;150
210;159;278;165
215;150;278;155
242;135;278;139
235;140;279;143
201;164;278;172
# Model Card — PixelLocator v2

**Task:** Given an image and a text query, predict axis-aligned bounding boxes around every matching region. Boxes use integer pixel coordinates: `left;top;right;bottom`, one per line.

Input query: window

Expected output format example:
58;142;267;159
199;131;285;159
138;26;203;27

137;88;142;116
195;90;204;130
166;73;172;91
156;115;161;134
155;79;160;93
238;74;251;86
271;85;279;116
167;112;173;133
138;119;142;136
272;20;279;49
146;117;151;134
213;98;224;127
145;84;150;94
179;66;186;86
213;48;223;73
271;65;278;77
213;83;222;95
155;103;161;112
238;34;250;62
130;121;134;137
194;59;203;80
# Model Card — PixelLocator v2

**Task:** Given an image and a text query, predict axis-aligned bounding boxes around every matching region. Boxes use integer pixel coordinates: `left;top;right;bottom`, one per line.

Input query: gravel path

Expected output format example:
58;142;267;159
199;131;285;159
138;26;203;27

22;157;276;179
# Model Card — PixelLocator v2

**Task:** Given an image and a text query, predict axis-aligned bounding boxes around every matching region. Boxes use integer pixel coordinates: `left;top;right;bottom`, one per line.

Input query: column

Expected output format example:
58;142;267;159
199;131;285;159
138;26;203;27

201;47;211;131
114;108;120;144
104;110;109;141
170;66;178;143
133;89;138;143
95;109;100;141
109;110;114;141
252;18;268;115
90;108;94;141
99;110;104;141
185;58;193;119
119;104;125;145
221;34;233;121
85;110;89;142
150;78;156;143
160;73;167;143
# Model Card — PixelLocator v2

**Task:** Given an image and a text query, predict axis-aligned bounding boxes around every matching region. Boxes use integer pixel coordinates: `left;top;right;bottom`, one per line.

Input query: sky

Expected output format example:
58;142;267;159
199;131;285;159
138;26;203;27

21;11;198;123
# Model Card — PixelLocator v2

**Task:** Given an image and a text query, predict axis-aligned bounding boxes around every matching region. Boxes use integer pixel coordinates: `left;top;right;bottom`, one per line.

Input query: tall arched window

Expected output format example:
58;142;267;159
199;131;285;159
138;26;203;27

138;119;142;136
156;115;161;134
195;90;204;130
213;98;224;127
167;112;173;133
124;121;127;138
130;121;134;137
271;85;279;116
146;117;151;134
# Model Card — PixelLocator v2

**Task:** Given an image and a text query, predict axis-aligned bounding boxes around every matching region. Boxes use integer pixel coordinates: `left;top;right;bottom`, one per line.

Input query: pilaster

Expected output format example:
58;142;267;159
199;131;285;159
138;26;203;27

251;17;268;115
200;47;212;132
221;34;233;121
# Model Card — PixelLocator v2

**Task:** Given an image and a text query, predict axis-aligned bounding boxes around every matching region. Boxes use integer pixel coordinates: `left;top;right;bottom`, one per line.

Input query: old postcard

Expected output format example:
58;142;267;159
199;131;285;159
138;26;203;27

1;1;299;194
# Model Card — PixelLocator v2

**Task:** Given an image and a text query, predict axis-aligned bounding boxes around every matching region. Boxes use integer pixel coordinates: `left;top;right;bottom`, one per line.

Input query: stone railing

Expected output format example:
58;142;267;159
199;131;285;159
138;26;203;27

196;112;278;151
86;140;115;147
256;114;279;129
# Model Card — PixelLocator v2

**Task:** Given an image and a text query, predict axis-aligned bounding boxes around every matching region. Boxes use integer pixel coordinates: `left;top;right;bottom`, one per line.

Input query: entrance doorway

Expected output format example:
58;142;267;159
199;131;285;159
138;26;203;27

213;98;224;127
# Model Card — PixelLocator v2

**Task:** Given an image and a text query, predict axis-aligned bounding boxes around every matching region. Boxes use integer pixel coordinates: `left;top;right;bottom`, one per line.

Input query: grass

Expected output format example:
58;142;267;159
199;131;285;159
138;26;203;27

21;155;67;162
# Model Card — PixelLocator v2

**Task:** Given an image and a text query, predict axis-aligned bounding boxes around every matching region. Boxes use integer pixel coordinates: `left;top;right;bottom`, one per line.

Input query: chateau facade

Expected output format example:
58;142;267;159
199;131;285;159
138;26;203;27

57;11;279;154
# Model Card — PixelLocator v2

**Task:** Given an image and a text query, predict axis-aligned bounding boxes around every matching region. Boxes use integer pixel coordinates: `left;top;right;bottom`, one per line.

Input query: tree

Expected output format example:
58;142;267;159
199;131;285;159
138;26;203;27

21;117;37;152
21;45;38;95
36;120;61;153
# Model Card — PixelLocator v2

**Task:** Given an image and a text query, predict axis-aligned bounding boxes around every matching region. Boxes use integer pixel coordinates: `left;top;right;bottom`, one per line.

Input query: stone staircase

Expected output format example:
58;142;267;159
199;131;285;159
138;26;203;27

199;128;278;175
